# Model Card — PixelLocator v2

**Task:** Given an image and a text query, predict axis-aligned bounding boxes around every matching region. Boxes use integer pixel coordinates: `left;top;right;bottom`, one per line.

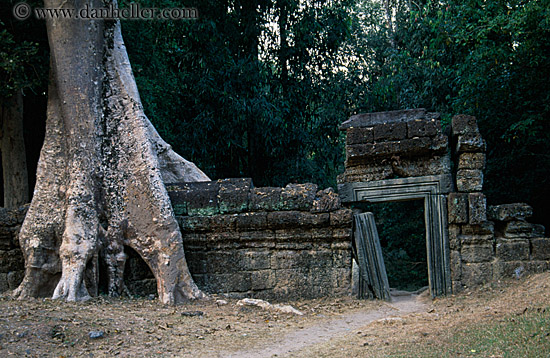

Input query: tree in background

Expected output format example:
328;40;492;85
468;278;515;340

0;0;48;208
122;0;366;188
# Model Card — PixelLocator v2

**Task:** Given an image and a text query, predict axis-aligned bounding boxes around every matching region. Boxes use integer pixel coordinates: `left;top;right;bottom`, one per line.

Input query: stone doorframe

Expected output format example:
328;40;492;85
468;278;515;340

338;174;453;297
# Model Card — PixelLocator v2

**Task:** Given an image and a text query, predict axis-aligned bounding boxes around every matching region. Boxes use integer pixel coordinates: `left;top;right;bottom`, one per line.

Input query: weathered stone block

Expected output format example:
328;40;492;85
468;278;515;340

0;226;15;242
208;215;238;231
503;220;536;238
281;183;318;211
338;164;393;183
271;250;300;269
167;181;220;216
452;281;465;293
524;260;550;273
450;250;462;281
492;261;526;280
459;234;493;245
250;270;275;290
492;261;549;279
448;224;461;250
307;251;334;268
346;136;447;163
407;118;440;138
461;221;495;235
274;268;307;288
530;238;550;260
456;169;483;192
332;250;352;268
346;127;374;145
331;238;352;249
456;133;486;153
239;231;276;248
236;212;268;230
0;250;24;273
373;121;407;141
267;211;301;229
275;241;313;250
207;252;245;273
310;228;333;240
274;228;312;241
186;255;208;275
495;239;530;261
391;155;451;178
458;152;486;170
329;209;353;227
179;216;213;232
242;251;271;270
124;251;155;281
331;268;352;291
217;178;252;214
340;108;427;130
249;187;283;211
461;262;493;287
451;114;478;136
469;193;487;224
207;272;252;293
299;212;331;227
448;193;468;224
311;188;342;213
460;243;494;263
487;203;533;222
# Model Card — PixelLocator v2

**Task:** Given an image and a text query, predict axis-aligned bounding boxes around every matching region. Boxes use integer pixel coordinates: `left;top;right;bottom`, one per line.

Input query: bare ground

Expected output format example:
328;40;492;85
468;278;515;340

1;271;549;358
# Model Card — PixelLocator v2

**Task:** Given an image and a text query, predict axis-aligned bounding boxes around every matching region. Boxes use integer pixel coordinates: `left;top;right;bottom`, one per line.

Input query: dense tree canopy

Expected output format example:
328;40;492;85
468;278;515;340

1;0;549;228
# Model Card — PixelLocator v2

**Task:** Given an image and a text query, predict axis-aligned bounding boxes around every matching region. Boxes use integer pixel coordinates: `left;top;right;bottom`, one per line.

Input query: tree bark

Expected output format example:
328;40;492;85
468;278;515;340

13;0;209;304
1;90;29;208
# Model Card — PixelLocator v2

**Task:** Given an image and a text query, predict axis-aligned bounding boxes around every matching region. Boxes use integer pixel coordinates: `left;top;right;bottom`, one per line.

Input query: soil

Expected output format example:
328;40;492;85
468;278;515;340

1;271;549;358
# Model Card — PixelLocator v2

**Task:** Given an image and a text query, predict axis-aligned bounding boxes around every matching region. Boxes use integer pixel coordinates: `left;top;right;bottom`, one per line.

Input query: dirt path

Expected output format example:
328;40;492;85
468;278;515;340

223;293;428;358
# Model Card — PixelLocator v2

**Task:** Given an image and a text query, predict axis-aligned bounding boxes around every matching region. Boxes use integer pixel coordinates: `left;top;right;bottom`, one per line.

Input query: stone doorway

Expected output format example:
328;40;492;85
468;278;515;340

340;174;453;297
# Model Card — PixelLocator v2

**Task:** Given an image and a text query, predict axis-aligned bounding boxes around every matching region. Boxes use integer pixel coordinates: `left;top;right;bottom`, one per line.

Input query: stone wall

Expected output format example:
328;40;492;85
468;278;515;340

168;179;353;300
0;180;353;301
447;114;550;290
0;206;26;292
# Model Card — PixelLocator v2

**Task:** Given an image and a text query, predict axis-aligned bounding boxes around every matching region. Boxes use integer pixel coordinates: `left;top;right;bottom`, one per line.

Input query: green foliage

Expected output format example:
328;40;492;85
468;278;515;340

0;25;38;99
357;0;550;227
0;0;48;101
121;0;364;188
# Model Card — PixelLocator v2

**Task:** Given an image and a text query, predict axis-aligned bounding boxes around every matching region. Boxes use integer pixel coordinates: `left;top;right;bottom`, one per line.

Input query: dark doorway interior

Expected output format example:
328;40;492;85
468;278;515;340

97;246;157;297
353;200;428;292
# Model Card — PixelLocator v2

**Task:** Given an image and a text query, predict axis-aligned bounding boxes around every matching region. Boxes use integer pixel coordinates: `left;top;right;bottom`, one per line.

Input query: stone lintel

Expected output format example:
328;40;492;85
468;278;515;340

340;108;428;130
337;174;453;203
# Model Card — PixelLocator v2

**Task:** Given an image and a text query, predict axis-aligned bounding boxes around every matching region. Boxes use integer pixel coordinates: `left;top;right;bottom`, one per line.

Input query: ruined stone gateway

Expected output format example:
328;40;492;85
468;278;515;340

1;109;549;301
338;108;550;297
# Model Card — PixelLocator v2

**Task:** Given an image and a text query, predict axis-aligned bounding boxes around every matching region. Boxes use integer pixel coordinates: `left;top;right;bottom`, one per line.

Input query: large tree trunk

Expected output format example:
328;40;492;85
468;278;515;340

13;0;209;304
1;90;29;208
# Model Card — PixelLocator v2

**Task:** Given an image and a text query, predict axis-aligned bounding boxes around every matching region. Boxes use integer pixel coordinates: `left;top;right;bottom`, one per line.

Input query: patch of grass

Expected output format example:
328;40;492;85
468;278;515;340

390;307;550;358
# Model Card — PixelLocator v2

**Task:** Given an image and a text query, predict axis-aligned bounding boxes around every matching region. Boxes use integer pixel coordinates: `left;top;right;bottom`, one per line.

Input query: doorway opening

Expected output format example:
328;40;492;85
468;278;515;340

354;200;428;293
